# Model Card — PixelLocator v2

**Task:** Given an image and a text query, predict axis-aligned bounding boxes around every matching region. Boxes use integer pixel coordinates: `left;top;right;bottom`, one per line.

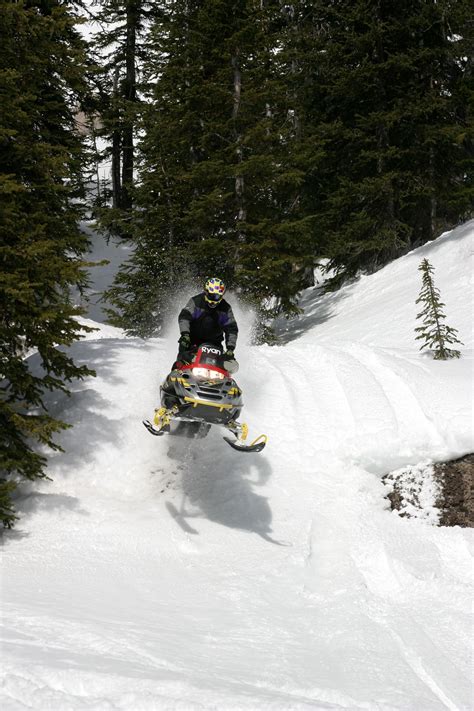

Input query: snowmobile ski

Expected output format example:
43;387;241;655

142;419;169;436
223;433;268;453
142;405;176;436
223;420;267;453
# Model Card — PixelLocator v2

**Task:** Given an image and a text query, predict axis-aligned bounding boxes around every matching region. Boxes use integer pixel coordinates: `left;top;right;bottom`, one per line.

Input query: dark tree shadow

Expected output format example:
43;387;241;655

2;492;88;544
24;338;157;479
0;528;30;543
273;281;353;344
13;492;88;518
4;338;158;535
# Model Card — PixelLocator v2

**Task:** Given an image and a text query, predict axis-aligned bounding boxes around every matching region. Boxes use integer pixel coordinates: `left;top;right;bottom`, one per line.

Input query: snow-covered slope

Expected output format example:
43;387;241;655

81;221;132;323
2;223;473;710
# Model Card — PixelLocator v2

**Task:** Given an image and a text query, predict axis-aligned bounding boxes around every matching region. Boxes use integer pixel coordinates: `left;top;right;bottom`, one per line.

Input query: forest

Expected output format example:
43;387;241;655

0;0;473;525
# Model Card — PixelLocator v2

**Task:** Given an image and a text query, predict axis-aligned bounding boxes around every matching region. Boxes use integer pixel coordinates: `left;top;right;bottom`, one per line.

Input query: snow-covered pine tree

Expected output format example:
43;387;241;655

415;258;463;360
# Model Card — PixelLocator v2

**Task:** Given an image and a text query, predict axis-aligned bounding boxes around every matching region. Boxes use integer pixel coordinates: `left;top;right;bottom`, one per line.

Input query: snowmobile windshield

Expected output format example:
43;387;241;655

194;344;224;367
186;344;228;380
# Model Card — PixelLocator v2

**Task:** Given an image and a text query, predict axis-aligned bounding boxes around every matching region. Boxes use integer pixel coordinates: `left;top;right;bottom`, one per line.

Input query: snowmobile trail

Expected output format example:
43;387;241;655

2;223;473;710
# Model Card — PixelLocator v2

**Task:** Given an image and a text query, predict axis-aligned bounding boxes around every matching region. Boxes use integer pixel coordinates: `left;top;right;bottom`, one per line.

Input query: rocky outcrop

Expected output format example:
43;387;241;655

436;454;474;527
384;454;474;527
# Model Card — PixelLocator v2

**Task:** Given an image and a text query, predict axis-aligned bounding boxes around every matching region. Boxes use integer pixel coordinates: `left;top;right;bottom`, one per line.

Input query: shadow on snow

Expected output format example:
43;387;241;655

9;338;156;528
273;281;353;344
164;432;288;546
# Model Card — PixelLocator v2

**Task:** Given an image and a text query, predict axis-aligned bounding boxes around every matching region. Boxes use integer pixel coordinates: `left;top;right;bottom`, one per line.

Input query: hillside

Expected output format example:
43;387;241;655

1;222;473;710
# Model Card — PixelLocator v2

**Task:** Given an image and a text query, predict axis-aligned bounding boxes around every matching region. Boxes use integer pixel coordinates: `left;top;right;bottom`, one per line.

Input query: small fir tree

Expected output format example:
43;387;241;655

415;259;463;360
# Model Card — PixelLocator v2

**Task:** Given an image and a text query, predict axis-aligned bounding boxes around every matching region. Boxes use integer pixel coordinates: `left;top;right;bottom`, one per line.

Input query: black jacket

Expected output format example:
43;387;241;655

178;293;238;350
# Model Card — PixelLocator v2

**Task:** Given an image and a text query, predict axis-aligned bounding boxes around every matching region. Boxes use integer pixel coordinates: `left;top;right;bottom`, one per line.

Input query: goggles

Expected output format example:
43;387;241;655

204;292;223;304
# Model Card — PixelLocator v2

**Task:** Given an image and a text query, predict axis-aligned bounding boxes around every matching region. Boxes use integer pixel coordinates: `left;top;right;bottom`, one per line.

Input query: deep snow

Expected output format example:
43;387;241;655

1;222;473;710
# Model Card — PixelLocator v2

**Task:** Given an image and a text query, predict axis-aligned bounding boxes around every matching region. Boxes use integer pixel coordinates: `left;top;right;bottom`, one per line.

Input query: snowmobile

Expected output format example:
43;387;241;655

143;343;267;453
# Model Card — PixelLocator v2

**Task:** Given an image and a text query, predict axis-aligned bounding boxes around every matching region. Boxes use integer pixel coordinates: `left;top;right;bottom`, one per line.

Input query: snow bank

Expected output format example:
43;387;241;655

276;220;473;350
76;317;125;341
274;220;474;469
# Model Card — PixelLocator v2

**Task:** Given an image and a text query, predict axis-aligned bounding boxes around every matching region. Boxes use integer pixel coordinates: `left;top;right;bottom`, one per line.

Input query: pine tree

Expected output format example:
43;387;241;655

298;0;473;285
106;0;317;336
0;0;95;527
90;0;156;218
104;0;472;335
415;258;462;359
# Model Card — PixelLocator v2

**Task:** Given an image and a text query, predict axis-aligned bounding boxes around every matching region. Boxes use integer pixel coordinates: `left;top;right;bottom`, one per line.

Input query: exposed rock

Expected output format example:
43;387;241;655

436;454;474;527
384;454;474;527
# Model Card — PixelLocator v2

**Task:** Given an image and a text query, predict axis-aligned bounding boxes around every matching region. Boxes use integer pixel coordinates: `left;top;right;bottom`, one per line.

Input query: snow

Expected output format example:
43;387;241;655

276;220;473;350
77;221;132;324
383;461;442;524
1;222;473;710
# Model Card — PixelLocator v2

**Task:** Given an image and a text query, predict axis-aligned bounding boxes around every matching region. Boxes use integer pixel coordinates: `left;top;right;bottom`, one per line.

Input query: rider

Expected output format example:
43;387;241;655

174;277;238;370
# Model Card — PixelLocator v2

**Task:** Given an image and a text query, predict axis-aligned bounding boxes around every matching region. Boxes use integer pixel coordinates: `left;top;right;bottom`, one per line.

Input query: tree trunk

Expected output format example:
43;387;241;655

121;0;138;210
288;4;301;141
92;127;101;203
428;76;437;241
111;68;121;209
232;50;246;235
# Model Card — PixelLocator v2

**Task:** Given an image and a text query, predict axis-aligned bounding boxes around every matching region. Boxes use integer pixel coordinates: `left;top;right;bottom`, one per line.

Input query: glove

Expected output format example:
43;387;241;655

178;333;191;350
223;349;239;374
